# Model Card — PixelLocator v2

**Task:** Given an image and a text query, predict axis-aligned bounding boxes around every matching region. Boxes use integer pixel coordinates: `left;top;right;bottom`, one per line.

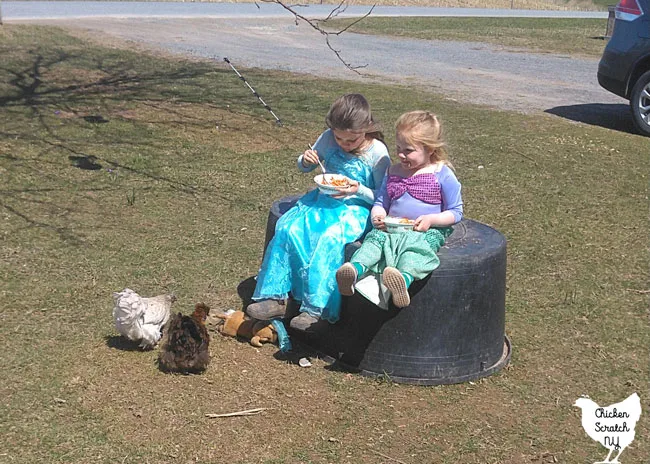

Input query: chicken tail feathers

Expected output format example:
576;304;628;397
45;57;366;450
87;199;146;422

158;310;210;374
112;288;147;342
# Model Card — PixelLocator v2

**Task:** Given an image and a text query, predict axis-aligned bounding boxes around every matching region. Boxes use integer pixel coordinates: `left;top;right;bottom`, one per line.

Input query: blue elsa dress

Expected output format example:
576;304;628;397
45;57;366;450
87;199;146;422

252;129;390;323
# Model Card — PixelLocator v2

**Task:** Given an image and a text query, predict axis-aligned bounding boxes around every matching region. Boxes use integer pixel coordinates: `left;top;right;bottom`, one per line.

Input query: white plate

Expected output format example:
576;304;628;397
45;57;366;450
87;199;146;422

383;216;415;233
314;174;349;195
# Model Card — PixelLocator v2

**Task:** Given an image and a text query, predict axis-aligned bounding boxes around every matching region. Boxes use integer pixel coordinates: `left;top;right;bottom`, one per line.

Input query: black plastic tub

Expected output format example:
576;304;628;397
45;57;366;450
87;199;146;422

260;194;511;385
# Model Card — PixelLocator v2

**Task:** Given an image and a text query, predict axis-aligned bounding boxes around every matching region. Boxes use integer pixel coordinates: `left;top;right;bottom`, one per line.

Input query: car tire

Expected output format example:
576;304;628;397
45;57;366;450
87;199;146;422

629;70;650;137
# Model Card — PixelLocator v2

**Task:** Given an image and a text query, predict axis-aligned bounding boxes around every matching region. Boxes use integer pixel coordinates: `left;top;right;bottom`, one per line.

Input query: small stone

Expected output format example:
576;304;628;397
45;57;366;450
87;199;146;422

298;358;312;368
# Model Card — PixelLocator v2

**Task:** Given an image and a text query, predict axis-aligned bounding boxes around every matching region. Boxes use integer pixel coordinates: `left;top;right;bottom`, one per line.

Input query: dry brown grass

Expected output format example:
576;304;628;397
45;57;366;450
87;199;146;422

1;23;647;464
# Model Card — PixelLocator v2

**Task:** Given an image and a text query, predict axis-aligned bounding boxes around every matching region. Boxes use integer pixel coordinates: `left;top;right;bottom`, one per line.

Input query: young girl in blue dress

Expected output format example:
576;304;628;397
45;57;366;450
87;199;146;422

247;94;391;331
336;111;463;308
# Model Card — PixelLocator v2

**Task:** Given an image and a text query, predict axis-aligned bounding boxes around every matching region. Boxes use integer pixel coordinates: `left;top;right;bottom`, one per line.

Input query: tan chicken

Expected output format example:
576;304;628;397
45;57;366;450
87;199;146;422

112;288;176;349
158;303;211;374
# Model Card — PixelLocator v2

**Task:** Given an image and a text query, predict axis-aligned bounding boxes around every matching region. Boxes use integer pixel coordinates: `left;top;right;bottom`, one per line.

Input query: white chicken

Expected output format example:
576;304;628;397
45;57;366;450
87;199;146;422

112;288;176;349
574;392;642;464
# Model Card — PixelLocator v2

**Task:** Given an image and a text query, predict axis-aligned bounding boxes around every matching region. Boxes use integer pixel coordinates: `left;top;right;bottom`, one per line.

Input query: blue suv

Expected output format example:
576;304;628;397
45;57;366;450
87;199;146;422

597;0;650;136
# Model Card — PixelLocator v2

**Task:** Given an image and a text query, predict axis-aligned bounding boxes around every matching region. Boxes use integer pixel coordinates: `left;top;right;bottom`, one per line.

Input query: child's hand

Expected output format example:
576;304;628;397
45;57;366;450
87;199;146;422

414;212;456;231
302;148;319;167
371;206;387;230
413;215;435;232
331;179;359;199
372;213;386;230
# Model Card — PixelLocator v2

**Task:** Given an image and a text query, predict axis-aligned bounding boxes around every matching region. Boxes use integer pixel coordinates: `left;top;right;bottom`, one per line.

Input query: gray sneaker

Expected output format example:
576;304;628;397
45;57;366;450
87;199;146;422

383;267;410;308
246;299;287;320
289;312;321;332
336;262;357;296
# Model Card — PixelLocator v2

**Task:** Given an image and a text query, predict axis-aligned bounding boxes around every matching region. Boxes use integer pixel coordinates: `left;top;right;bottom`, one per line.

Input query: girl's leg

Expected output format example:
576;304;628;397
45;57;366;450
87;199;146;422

385;229;447;308
247;298;287;319
336;262;360;296
383;267;411;308
336;230;386;296
396;229;446;280
350;229;386;269
248;218;296;319
384;250;429;308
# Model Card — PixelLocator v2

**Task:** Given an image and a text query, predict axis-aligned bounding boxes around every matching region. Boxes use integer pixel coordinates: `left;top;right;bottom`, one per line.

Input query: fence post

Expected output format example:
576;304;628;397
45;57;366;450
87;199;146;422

606;5;616;38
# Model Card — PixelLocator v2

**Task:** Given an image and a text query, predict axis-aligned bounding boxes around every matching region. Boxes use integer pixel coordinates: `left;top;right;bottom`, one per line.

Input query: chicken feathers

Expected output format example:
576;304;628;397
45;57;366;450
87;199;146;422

112;288;176;349
158;303;211;374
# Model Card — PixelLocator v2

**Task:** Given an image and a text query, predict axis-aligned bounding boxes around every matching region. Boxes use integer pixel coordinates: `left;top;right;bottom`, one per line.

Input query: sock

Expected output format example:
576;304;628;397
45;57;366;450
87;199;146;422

401;272;414;288
352;262;366;277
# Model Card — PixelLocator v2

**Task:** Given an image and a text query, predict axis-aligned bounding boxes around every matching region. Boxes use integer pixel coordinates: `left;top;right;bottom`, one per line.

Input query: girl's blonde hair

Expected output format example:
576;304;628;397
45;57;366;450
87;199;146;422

396;111;451;166
326;94;385;147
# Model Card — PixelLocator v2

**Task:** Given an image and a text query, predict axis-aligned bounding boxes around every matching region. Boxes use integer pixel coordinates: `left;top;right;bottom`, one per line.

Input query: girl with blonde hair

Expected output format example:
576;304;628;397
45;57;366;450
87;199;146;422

336;111;463;308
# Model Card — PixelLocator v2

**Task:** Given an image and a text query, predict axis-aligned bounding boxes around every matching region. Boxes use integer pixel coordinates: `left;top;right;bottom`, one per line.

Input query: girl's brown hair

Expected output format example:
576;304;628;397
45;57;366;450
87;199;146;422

395;111;450;166
326;94;385;149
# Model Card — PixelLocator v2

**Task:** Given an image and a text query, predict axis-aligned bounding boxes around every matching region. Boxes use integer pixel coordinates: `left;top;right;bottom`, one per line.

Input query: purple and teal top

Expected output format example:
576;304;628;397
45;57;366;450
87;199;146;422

374;165;463;223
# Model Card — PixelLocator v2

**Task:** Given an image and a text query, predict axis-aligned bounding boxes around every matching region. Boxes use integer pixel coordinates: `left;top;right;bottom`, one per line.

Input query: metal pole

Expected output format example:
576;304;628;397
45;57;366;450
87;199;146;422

223;57;282;126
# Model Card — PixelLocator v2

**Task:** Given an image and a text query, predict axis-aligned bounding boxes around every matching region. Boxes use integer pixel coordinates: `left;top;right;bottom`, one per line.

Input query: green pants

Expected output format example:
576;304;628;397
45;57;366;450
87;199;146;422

351;227;451;280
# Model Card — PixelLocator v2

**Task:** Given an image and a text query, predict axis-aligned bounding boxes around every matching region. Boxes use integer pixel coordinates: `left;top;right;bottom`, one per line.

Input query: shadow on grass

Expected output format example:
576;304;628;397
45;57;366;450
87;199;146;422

69;155;102;170
545;103;638;135
236;276;257;311
2;45;270;242
105;335;143;351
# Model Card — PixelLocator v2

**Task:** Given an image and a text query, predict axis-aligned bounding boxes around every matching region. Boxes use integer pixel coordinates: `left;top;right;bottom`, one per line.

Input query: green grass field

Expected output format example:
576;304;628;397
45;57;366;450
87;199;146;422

1;24;647;464
326;17;610;57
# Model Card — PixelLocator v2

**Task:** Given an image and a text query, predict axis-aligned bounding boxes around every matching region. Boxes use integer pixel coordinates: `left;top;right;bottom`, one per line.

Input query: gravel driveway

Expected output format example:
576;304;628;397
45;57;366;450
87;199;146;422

30;14;627;114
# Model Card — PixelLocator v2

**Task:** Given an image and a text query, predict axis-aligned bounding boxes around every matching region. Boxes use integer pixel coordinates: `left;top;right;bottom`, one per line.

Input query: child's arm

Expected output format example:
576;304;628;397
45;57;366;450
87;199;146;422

354;150;391;204
413;166;463;231
297;132;328;173
371;170;390;209
297;150;317;173
368;167;391;229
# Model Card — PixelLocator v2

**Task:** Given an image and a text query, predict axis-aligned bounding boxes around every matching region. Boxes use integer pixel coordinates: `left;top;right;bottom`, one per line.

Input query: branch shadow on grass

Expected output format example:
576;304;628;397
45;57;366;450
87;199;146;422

545;103;638;135
2;46;271;242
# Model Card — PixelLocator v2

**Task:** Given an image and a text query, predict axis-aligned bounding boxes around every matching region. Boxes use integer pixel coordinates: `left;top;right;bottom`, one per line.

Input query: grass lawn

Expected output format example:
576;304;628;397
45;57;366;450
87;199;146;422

1;24;648;464
326;17;610;58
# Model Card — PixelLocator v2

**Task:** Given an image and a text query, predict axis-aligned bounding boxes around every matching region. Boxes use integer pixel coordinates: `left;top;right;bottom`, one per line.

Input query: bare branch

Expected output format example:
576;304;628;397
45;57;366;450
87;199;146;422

331;7;375;35
322;0;350;21
258;0;375;73
205;408;269;418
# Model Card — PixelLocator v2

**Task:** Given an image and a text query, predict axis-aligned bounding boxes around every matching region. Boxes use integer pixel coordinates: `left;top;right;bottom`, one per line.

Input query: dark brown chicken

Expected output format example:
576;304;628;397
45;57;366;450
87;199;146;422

158;303;211;374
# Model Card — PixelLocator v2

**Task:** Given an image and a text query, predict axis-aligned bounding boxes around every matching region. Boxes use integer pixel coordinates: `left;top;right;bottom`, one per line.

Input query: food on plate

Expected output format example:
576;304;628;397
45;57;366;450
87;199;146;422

314;174;350;192
385;216;415;224
398;218;415;224
327;177;350;187
383;216;416;232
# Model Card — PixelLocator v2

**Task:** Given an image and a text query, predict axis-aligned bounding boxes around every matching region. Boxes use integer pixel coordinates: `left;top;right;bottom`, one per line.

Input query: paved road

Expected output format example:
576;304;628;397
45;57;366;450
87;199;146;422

4;1;609;20
6;2;625;115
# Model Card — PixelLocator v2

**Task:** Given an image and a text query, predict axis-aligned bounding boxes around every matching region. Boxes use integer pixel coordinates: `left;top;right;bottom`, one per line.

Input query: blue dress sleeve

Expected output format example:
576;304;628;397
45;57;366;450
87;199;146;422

355;141;390;205
372;173;390;210
438;165;464;223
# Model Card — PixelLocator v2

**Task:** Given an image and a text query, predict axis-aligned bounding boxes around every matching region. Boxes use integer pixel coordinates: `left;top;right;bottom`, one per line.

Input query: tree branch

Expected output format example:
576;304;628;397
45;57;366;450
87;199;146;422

257;0;374;73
